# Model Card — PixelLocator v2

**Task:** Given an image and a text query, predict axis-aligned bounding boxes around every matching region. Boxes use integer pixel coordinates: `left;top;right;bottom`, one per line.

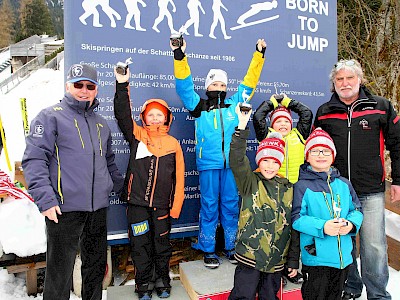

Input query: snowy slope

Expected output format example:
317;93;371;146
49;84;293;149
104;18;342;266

0;67;64;174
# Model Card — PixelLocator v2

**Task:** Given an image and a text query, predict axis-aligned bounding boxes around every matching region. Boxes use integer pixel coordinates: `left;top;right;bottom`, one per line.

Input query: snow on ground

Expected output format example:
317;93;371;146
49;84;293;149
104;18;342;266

0;269;107;300
0;67;64;173
0;64;399;299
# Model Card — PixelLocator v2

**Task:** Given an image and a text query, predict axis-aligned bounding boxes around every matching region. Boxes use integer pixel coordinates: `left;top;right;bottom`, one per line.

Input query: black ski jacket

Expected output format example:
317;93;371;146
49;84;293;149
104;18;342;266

314;86;400;195
253;99;313;142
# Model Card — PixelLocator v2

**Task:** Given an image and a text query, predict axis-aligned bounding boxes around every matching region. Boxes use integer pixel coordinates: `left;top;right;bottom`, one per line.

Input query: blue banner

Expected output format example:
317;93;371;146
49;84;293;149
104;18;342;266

64;0;337;242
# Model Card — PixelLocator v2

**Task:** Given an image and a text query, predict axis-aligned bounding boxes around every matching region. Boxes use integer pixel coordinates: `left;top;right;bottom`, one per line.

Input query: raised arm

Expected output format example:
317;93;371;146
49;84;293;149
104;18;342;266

253;95;279;142
114;68;136;144
171;39;202;113
281;95;313;140
230;104;255;196
229;39;267;105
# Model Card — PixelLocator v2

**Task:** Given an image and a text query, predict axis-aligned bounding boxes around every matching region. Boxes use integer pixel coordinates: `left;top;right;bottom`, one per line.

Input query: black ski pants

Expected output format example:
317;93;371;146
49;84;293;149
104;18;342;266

301;265;349;300
228;262;282;300
43;208;107;300
128;205;172;292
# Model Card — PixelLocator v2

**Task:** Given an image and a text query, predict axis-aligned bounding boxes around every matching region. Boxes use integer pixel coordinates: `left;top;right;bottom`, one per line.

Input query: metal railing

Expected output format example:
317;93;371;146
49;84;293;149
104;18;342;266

0;55;44;94
43;51;64;70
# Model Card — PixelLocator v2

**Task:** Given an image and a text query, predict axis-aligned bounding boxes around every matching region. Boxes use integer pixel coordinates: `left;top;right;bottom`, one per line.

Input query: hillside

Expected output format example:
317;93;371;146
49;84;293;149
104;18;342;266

4;0;64;38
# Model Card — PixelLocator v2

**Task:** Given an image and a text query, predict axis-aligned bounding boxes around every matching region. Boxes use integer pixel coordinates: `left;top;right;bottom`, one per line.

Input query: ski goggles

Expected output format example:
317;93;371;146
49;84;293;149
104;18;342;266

334;60;356;70
73;82;96;90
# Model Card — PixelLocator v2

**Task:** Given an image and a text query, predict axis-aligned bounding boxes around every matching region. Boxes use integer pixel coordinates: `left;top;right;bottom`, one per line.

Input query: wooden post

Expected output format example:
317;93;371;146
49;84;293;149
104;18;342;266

7;261;46;296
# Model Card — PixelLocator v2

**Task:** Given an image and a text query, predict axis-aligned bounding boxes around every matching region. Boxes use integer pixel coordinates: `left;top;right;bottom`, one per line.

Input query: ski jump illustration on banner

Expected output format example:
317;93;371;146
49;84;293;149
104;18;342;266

153;0;177;34
124;0;147;30
78;0;279;38
79;0;121;28
209;0;231;39
182;0;205;37
231;0;279;31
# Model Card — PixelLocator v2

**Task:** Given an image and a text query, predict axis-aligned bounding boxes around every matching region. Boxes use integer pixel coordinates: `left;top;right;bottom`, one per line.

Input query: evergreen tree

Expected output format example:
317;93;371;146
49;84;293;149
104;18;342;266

18;0;55;40
0;0;14;48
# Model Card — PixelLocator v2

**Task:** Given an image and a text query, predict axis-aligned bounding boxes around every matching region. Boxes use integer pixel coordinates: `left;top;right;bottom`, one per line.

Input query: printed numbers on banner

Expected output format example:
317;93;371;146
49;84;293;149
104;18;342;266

222;55;235;62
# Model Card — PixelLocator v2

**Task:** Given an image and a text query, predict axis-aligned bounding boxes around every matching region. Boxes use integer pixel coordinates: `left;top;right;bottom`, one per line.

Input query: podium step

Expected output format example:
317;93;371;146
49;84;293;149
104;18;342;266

107;280;189;300
180;258;302;300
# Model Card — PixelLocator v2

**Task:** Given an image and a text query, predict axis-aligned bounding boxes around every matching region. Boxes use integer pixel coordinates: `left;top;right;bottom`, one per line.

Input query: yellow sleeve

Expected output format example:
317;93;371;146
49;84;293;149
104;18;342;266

174;56;191;80
242;51;266;99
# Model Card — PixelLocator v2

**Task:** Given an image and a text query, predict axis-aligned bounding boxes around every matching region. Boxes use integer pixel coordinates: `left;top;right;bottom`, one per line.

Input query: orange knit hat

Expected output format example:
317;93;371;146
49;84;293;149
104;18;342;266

143;101;168;118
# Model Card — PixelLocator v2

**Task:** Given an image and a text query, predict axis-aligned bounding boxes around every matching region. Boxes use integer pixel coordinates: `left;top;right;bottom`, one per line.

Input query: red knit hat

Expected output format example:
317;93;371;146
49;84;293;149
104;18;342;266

143;101;168;118
270;107;292;128
305;128;337;160
255;132;285;166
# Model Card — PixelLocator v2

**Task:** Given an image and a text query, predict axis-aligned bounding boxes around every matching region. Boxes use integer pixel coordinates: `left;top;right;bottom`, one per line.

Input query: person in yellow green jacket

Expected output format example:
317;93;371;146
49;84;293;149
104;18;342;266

171;37;266;269
253;94;313;184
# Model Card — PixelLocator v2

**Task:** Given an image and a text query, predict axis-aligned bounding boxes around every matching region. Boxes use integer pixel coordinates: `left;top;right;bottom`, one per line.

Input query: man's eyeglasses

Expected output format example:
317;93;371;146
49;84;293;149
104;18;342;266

73;82;96;91
309;149;332;156
334;60;356;70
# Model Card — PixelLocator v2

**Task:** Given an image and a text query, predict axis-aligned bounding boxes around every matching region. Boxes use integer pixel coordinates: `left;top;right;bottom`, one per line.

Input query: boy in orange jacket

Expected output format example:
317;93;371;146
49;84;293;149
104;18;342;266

114;67;185;300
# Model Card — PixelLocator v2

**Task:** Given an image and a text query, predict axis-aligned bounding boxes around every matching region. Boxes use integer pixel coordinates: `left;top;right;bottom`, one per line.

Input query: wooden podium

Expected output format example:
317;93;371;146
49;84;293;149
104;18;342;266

179;258;302;300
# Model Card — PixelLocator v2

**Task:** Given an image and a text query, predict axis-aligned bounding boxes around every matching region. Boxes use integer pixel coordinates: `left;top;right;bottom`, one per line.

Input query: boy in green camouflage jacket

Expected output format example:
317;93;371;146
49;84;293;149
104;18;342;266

228;104;299;300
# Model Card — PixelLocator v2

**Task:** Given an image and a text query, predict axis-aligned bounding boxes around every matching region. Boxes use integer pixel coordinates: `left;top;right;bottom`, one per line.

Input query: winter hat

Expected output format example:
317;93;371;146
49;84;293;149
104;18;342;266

143;101;168;118
67;64;98;85
205;69;228;90
255;132;285;166
305;127;337;159
270;107;292;128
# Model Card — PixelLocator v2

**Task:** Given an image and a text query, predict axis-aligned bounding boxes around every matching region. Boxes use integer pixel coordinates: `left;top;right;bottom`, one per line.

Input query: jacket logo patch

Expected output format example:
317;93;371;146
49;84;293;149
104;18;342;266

359;119;371;130
33;125;44;137
362;106;374;110
227;111;235;121
53;106;63;111
131;220;149;236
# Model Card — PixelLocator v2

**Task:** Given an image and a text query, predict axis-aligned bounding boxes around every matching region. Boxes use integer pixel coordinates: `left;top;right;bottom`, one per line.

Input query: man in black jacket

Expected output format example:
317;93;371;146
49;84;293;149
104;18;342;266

314;59;400;300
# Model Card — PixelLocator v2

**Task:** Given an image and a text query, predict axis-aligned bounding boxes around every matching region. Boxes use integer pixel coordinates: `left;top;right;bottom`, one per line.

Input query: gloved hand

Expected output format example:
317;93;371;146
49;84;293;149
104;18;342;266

269;95;279;109
114;67;130;83
281;94;292;108
256;38;267;57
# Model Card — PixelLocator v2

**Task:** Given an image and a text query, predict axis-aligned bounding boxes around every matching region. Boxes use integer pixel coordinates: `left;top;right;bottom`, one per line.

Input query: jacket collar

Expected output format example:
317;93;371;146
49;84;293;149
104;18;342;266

328;86;376;111
254;171;291;186
144;124;170;136
63;93;99;114
298;163;341;182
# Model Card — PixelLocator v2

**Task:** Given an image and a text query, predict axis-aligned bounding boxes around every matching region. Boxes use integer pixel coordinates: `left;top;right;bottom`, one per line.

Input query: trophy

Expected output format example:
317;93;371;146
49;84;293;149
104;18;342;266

116;57;133;75
170;33;183;47
239;89;252;112
239;101;252;112
170;26;186;47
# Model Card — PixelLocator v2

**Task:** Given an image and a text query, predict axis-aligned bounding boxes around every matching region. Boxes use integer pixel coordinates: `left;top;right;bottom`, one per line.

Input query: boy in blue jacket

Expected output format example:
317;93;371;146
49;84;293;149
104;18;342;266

171;37;267;268
291;128;363;300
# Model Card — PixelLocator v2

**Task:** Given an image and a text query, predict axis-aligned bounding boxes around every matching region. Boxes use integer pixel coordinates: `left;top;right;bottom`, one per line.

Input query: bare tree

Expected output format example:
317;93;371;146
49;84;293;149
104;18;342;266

338;0;400;110
0;0;14;48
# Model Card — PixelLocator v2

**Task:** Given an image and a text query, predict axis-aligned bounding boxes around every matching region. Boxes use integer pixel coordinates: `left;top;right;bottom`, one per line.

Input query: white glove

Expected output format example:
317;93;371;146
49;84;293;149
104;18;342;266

114;67;130;83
